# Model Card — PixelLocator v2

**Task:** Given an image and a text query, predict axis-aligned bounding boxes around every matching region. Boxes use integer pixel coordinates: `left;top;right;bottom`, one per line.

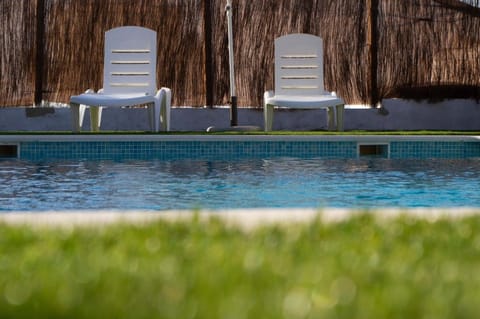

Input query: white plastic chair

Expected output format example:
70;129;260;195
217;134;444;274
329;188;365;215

70;26;171;132
264;33;344;131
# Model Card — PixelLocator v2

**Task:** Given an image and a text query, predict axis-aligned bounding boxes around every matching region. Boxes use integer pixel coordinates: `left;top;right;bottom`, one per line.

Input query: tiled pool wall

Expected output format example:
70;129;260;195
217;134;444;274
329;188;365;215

8;137;480;160
390;141;480;158
19;141;358;160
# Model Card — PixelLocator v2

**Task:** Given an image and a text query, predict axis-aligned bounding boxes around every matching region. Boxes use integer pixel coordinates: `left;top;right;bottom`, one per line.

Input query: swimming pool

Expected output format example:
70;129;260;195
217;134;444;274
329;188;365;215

1;135;479;211
1;157;479;211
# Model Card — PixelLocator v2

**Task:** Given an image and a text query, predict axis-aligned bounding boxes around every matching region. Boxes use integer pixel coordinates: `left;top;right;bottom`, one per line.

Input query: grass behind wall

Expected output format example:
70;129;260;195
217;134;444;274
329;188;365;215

1;214;480;318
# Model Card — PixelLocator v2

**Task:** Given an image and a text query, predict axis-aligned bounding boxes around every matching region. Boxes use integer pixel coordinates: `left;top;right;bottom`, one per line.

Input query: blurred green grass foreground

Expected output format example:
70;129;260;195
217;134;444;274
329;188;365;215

1;213;480;319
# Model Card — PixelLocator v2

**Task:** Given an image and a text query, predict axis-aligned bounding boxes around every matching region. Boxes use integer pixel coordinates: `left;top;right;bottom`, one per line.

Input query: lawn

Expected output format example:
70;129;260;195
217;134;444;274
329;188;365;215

1;213;480;318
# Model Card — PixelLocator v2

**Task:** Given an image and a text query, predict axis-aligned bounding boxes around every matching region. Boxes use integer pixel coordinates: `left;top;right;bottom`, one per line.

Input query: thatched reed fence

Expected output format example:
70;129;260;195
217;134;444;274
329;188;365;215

1;0;480;107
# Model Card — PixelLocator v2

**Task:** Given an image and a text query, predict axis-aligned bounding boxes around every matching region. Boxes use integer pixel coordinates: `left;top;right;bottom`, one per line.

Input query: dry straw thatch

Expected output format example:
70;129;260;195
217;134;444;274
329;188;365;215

41;0;206;106
378;0;480;102
1;0;480;107
0;1;36;106
1;0;206;106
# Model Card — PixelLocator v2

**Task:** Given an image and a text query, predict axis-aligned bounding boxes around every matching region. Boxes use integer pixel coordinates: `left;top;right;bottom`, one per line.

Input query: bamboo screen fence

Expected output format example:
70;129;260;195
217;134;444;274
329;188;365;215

1;0;480;107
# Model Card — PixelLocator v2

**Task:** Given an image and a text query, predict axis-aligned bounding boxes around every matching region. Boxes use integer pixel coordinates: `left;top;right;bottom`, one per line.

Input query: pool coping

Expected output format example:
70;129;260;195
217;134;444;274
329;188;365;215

1;134;480;143
1;208;479;229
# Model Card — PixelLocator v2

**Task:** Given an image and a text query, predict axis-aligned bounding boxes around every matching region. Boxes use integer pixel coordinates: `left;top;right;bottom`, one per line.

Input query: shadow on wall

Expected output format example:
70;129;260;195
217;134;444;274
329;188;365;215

389;84;480;103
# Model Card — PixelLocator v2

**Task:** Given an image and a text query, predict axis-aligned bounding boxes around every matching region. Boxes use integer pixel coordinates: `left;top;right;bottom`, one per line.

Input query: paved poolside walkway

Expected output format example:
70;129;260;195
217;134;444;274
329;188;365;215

1;208;479;230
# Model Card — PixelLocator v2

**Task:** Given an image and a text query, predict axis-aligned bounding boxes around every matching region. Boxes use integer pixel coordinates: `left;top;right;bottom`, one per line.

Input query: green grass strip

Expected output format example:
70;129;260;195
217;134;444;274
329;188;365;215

1;214;480;318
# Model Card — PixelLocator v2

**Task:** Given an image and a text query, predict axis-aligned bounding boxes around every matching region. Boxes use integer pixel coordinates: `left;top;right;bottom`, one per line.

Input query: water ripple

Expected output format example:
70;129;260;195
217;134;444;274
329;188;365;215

0;158;479;211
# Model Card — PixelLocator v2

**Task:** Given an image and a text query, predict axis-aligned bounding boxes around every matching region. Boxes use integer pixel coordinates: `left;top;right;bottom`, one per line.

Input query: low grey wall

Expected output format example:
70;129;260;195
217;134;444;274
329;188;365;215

0;99;479;132
347;99;480;131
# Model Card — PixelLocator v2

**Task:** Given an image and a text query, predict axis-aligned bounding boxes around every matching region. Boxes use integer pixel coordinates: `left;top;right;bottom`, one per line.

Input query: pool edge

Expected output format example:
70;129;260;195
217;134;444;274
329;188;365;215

1;134;480;143
1;208;479;229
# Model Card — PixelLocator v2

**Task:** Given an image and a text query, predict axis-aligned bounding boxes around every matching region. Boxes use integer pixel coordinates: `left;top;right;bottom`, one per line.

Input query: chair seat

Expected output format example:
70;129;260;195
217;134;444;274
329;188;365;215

70;93;155;108
265;94;344;109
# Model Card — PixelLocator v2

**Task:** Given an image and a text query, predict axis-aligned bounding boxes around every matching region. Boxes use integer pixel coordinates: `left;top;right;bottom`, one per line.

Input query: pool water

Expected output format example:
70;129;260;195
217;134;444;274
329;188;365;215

1;158;480;211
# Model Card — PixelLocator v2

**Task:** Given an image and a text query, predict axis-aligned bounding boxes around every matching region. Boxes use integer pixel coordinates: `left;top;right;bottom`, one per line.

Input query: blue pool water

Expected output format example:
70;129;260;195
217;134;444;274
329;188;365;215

1;157;479;211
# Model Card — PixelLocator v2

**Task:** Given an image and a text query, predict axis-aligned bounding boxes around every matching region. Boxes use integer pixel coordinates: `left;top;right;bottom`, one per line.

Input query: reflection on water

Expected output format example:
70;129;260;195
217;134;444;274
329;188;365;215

0;158;479;211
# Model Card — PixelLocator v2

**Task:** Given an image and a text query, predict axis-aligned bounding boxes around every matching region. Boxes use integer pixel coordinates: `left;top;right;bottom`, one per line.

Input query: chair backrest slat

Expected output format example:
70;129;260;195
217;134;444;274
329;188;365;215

275;34;325;96
104;27;157;95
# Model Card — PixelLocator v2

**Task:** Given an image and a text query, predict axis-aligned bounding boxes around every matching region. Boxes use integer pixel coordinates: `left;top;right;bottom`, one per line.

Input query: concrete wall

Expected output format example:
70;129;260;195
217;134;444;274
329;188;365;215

347;99;480;131
0;99;479;132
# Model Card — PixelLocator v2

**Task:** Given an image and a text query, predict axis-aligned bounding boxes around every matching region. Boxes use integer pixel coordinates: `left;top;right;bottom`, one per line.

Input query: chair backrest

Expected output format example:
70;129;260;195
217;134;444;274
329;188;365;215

103;26;157;95
274;33;325;96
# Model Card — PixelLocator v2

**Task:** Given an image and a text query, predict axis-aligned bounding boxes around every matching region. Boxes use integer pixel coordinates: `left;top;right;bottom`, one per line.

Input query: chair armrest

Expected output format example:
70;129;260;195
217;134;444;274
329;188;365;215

160;87;171;95
323;90;338;97
264;90;274;100
155;87;172;99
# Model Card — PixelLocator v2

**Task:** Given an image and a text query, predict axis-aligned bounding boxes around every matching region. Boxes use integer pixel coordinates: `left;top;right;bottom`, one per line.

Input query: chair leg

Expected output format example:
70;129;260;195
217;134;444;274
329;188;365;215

147;103;157;132
162;88;171;132
326;107;335;131
160;102;169;132
90;106;102;132
70;103;86;132
264;104;274;132
158;87;172;132
336;104;345;132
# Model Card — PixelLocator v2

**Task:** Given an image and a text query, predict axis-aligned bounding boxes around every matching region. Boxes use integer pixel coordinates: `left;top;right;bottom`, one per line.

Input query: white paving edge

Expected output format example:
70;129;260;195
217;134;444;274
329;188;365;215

1;208;479;230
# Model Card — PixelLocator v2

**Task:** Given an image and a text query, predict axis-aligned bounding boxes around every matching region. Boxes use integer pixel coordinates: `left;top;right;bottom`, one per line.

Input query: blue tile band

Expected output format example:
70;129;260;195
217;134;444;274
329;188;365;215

390;141;480;159
17;140;480;161
19;141;358;161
